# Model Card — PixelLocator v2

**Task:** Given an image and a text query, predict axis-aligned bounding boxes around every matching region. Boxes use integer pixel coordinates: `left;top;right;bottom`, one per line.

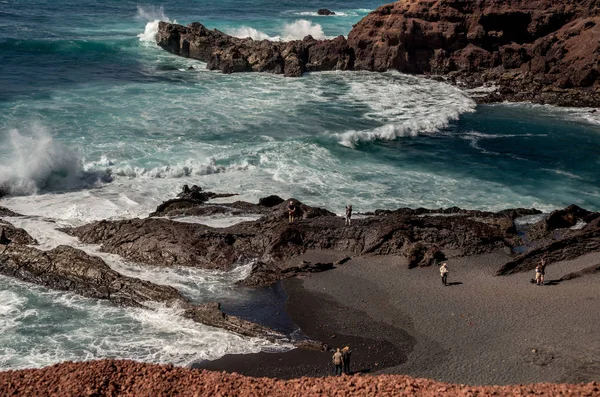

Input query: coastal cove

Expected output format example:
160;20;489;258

1;0;600;393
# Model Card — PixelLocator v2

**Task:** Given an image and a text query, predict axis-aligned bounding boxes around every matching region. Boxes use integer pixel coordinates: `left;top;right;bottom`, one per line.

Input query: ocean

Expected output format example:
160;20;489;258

1;0;599;370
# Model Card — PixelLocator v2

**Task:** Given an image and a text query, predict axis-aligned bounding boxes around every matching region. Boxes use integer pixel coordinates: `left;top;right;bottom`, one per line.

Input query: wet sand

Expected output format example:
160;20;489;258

196;250;600;385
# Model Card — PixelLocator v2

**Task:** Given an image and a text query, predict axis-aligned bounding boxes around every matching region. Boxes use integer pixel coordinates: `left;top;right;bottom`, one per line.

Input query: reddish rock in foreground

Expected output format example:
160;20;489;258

1;360;598;396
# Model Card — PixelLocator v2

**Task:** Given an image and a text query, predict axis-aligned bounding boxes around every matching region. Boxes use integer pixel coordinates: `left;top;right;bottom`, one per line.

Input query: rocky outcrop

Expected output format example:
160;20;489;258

497;214;600;275
150;185;239;217
0;242;278;338
64;198;522;272
345;0;600;106
2;360;599;397
0;206;21;217
318;9;335;16
0;220;37;245
156;22;354;77
156;1;600;106
236;260;339;288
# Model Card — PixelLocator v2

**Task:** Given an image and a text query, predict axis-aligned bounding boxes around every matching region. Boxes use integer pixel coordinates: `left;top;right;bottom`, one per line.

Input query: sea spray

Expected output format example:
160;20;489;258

0;125;111;196
227;19;330;41
136;6;172;42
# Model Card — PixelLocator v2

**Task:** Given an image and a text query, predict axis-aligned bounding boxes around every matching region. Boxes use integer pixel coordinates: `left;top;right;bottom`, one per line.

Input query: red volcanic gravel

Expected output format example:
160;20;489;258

0;360;598;396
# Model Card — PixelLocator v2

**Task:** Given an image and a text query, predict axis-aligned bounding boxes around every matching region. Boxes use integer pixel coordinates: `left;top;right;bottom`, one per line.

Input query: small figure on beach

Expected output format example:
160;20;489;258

345;205;352;226
540;258;546;285
332;348;344;376
440;262;449;286
342;346;352;375
288;201;298;223
535;263;543;286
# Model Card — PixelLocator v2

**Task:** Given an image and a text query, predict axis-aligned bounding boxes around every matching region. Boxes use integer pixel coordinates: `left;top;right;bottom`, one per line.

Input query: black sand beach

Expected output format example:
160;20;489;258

196;250;600;385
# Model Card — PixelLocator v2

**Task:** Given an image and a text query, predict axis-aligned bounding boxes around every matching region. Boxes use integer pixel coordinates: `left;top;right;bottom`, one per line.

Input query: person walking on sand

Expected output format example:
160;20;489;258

342;346;352;375
345;205;353;226
332;348;344;376
288;201;297;223
535;263;543;286
440;262;449;286
540;258;546;285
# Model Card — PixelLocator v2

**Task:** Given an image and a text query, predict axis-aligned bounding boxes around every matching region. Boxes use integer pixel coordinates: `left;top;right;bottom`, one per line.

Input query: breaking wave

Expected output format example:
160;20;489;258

227;19;329;41
0;125;111;197
334;72;477;148
137;6;172;42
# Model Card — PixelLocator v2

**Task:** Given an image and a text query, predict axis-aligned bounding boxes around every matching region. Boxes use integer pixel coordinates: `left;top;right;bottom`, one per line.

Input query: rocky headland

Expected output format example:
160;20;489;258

156;0;600;106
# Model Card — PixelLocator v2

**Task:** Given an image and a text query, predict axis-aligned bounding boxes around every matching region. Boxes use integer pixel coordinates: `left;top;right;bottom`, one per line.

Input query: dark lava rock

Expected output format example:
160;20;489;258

497;219;600;275
317;9;335;16
258;195;285;207
65;200;520;274
0;221;37;246
0;206;21;217
150;185;239;217
0;243;278;338
156;21;354;77
236;260;336;288
156;1;600;106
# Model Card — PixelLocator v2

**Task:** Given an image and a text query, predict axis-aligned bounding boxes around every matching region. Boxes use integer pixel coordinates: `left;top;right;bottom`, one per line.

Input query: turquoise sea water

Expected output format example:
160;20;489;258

1;0;600;370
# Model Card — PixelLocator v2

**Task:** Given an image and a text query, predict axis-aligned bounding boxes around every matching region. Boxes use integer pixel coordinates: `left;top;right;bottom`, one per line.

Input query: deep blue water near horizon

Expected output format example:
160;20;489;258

1;0;600;371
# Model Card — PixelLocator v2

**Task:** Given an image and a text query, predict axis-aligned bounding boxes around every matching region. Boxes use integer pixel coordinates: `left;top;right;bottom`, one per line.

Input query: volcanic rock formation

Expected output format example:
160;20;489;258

156;0;600;106
0;221;279;339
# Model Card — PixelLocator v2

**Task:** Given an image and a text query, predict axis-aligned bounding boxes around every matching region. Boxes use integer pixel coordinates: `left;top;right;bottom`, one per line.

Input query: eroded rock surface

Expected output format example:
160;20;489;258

156;22;353;77
65;198;527;274
156;1;600;106
0;224;278;339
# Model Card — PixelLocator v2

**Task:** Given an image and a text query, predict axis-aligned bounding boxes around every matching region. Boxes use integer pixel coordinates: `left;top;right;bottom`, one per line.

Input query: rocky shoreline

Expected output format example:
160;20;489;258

155;0;600;107
1;187;600;385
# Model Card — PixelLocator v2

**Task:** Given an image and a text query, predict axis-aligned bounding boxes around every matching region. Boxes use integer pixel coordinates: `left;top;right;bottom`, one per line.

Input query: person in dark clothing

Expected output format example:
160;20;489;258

288;201;298;223
345;205;353;226
342;346;352;374
332;348;344;376
540;258;546;285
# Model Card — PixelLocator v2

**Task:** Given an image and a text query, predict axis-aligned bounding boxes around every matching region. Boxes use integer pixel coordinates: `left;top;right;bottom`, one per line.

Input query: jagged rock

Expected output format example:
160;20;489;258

150;185;239;217
317;9;335;16
236;260;336;288
259;195;285;207
0;221;37;246
0;206;21;217
156;22;354;78
404;243;446;268
497;220;600;275
156;2;600;106
0;243;278;339
527;205;599;240
65;201;518;273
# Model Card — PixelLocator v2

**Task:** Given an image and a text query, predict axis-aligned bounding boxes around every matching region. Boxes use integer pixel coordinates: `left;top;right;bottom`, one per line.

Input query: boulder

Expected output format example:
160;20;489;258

317;9;335;16
258;195;285;207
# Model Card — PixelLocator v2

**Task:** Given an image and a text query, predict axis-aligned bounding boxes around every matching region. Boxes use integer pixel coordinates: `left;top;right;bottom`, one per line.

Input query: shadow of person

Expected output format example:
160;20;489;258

447;281;463;286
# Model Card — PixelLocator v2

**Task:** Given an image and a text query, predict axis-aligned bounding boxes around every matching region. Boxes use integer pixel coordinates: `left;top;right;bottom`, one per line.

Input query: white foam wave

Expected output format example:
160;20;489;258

335;72;476;147
103;158;251;179
0;275;285;371
227;19;329;41
0;125;111;196
136;6;172;43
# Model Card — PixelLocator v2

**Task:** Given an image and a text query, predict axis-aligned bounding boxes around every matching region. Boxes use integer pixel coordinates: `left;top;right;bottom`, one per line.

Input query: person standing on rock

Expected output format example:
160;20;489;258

342;346;352;375
440;262;449;286
345;205;353;226
288;201;297;223
332;348;344;376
